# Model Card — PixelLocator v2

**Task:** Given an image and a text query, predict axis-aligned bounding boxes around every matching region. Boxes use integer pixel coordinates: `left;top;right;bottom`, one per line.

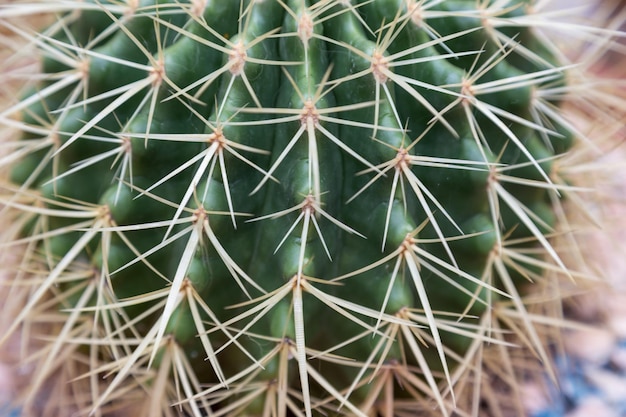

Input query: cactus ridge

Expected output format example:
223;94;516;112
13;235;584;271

0;0;616;416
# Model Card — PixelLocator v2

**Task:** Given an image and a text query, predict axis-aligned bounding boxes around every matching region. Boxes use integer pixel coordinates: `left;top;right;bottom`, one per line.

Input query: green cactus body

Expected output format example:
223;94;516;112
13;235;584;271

0;0;600;416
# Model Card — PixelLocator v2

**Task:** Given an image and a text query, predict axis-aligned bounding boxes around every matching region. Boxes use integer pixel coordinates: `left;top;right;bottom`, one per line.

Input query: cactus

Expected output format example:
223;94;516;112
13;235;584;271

0;0;622;416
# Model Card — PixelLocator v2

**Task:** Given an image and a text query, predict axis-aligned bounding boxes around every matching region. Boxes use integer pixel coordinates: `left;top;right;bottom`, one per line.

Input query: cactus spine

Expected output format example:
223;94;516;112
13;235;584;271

0;0;622;416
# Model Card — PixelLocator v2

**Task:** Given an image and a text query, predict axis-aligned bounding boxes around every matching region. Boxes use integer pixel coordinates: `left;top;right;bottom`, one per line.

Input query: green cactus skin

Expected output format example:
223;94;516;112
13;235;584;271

0;0;615;416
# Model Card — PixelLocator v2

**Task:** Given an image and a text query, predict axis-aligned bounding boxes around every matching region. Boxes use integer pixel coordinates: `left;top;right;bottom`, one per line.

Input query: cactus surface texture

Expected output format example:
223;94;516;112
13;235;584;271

0;0;621;416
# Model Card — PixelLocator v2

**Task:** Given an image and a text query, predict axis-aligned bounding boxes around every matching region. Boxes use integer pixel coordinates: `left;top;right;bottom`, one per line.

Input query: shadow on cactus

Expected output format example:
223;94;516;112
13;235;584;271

0;0;619;416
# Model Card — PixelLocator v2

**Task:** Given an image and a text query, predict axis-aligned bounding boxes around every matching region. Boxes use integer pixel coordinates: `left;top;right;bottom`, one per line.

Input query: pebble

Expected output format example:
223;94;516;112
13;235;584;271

585;367;626;402
0;362;14;404
565;397;619;417
608;314;626;340
522;383;554;415
529;336;626;417
611;346;626;371
563;327;616;366
0;406;20;417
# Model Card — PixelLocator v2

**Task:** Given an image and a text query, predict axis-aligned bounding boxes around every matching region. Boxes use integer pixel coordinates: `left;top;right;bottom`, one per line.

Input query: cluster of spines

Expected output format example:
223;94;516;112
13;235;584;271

0;0;600;416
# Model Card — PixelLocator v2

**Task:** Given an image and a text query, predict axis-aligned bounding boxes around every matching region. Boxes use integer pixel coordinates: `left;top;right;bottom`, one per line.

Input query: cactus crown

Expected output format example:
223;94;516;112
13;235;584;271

0;0;620;416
